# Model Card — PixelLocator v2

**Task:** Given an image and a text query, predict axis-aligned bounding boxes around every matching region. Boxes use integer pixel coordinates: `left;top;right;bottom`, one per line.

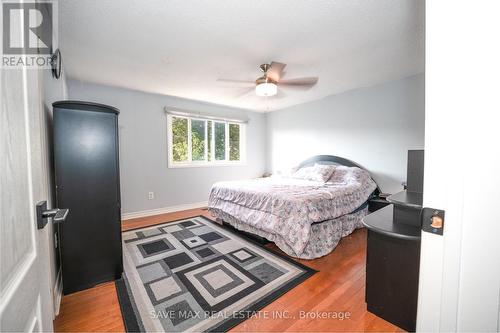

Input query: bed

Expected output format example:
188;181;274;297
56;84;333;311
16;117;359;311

208;155;379;259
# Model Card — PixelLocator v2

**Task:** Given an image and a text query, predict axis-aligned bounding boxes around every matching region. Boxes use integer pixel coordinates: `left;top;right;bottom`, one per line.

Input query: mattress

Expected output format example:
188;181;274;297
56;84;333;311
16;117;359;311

208;166;377;258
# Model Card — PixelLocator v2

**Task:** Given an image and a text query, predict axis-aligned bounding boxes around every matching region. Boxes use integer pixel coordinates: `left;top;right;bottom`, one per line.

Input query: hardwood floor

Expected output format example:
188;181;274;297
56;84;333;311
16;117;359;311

54;208;402;332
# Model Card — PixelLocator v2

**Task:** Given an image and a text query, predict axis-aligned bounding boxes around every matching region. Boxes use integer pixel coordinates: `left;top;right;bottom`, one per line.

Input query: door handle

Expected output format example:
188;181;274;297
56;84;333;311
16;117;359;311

421;207;445;235
36;201;69;229
42;208;69;223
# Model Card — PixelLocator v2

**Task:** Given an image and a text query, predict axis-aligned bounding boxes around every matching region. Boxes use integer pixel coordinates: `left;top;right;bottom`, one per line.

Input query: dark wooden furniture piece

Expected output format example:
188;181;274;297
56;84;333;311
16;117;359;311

363;150;424;331
298;154;372;170
368;196;391;212
53;101;123;294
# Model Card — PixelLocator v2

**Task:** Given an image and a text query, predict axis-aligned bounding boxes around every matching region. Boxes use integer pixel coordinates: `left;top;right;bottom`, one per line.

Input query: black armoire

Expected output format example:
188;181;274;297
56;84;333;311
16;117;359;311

53;101;123;294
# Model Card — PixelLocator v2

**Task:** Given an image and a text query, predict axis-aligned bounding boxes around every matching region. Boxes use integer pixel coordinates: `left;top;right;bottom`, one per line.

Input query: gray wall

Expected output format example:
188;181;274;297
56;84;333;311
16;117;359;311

266;74;425;194
68;74;424;214
67;81;267;214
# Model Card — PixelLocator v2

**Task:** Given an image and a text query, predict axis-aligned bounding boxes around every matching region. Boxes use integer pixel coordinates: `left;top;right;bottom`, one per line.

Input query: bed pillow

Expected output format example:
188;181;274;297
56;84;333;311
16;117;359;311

327;166;370;185
291;164;337;183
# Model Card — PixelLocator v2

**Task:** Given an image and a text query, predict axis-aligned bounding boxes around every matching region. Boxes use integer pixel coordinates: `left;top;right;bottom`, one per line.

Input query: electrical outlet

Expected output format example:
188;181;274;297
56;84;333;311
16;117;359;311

148;192;154;200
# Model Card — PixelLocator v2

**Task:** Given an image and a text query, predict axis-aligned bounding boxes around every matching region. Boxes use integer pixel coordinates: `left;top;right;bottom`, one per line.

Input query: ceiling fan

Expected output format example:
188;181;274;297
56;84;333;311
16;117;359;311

218;62;318;97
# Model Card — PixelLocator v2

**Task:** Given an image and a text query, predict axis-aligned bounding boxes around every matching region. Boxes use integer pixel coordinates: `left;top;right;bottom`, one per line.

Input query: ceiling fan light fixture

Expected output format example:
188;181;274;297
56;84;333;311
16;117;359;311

255;82;277;97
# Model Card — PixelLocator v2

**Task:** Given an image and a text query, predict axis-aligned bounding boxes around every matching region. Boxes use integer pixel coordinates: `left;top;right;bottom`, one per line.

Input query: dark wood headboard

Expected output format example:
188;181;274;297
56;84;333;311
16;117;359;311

298;155;381;195
298;155;364;169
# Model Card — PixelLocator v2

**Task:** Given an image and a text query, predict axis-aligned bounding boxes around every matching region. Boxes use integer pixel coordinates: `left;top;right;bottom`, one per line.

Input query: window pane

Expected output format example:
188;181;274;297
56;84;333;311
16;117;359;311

172;117;188;162
214;122;226;160
229;124;240;161
191;119;206;161
207;121;212;161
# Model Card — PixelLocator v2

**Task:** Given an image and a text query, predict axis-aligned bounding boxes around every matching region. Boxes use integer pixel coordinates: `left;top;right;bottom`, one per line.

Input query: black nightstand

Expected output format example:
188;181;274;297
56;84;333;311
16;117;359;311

363;191;422;332
368;196;391;212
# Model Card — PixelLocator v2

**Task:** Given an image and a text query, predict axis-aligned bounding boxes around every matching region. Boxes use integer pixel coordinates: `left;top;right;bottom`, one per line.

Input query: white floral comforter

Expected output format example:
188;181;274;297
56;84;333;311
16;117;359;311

208;166;377;258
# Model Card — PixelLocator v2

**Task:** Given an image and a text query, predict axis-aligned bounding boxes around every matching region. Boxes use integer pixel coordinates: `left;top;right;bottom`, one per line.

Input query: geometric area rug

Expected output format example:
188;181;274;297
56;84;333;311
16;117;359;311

116;216;316;332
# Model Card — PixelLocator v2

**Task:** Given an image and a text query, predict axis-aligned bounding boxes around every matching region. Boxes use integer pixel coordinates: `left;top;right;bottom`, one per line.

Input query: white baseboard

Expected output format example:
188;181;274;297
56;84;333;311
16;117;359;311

53;268;63;317
121;201;208;220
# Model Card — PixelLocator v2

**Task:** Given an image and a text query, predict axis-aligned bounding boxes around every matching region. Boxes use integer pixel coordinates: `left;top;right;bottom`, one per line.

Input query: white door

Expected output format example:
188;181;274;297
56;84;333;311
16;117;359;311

0;34;54;333
417;1;500;331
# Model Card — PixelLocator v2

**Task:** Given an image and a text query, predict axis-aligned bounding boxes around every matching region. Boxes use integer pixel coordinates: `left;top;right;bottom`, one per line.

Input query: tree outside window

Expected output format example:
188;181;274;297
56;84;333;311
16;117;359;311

168;115;244;167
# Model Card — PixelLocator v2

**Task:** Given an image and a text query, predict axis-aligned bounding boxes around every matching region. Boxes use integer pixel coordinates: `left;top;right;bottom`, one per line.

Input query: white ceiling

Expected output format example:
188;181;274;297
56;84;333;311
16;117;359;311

59;0;424;112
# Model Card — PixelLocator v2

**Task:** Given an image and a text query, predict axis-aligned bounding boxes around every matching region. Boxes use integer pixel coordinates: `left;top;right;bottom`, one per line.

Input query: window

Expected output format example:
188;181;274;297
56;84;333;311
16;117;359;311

171;117;188;162
191;119;205;161
167;114;245;167
214;122;226;161
229;123;240;161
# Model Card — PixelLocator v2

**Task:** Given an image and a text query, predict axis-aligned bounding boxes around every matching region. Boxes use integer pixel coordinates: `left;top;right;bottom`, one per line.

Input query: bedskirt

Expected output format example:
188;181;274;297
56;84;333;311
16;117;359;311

209;207;368;260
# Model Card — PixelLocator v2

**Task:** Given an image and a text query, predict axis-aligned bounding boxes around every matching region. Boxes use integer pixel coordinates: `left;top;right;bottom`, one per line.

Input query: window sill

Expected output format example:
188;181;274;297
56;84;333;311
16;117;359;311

167;162;246;169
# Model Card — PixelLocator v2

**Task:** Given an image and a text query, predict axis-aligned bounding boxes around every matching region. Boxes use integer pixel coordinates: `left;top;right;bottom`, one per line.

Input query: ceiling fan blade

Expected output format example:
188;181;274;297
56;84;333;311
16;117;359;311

217;78;254;85
267;62;287;82
279;77;318;89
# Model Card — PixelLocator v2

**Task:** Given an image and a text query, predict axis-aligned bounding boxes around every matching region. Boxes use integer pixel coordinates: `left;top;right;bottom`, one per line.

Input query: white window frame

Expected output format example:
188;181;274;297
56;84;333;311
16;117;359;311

167;114;246;168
